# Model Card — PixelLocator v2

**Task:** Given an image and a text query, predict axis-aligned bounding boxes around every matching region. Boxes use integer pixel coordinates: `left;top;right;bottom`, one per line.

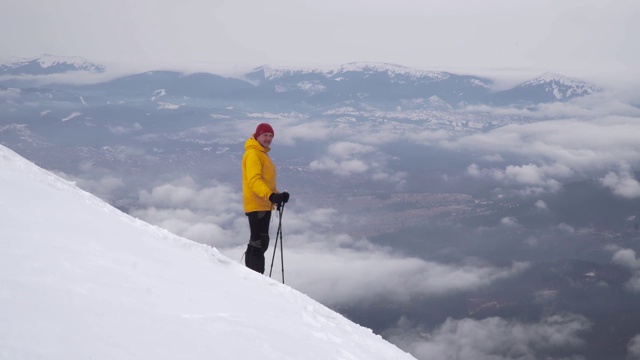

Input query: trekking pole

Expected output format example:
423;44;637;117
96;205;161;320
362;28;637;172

269;202;285;283
278;203;285;284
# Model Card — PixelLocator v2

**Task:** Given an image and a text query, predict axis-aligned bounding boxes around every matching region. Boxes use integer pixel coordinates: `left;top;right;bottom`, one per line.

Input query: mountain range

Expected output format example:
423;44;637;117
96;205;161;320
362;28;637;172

0;55;601;109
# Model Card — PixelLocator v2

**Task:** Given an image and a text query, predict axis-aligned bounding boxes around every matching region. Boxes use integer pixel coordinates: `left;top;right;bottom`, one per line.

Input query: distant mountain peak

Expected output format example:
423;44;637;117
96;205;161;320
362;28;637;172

523;72;591;87
516;72;601;100
0;54;106;75
36;54;102;70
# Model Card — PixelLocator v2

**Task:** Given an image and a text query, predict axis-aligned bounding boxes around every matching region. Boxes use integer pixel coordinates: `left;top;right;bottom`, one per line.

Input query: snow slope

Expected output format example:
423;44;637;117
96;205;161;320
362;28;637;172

0;145;415;360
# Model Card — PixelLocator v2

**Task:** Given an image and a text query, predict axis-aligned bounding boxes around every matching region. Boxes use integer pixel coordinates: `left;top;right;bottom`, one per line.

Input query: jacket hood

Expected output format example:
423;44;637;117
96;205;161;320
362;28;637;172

245;137;270;152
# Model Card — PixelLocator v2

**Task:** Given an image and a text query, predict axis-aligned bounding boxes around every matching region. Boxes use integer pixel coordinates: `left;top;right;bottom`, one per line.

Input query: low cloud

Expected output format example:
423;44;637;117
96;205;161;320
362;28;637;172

609;246;640;293
599;163;640;199
628;334;640;359
310;141;406;183
467;163;565;194
462;92;640;121
223;198;528;307
56;171;126;201
274;120;332;146
130;176;244;248
310;157;369;176
557;223;576;234
327;141;374;158
442;113;640;196
500;216;519;227
131;176;527;308
283;246;528;306
385;313;591;360
137;176;239;211
535;199;548;210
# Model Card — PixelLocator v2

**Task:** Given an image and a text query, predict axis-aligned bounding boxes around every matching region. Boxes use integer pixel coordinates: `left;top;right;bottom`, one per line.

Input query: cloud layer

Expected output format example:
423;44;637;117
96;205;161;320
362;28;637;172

125;175;527;308
385;313;591;360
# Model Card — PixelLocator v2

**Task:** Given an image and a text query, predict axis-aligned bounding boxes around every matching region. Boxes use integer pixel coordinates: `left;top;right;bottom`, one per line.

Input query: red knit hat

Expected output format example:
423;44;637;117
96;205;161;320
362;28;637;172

254;123;274;138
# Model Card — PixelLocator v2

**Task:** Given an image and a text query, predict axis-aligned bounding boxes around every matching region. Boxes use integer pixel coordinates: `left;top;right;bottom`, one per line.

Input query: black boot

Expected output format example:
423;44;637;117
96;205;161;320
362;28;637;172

245;244;265;274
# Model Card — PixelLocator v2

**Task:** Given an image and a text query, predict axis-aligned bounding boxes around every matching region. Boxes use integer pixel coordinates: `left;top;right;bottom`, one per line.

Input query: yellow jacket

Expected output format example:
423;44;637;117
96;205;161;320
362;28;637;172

242;137;277;213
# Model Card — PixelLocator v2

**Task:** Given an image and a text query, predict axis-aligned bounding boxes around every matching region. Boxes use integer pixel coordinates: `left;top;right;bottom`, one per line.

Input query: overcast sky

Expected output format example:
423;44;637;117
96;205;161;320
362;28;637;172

2;0;639;82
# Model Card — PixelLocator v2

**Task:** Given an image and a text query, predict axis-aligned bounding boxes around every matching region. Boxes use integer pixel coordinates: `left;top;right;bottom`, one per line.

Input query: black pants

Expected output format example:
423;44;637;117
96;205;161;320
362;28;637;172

245;211;271;274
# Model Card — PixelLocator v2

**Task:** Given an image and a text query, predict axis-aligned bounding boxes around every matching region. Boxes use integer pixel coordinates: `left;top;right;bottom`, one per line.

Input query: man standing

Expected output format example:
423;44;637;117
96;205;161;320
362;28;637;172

242;123;289;273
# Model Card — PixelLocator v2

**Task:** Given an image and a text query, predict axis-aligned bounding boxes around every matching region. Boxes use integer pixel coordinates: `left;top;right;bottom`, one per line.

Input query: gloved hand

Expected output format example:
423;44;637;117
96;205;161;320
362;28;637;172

269;191;290;205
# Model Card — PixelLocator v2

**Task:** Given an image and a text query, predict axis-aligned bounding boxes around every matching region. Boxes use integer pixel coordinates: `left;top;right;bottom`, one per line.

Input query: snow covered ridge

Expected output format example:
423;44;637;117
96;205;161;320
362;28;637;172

520;72;601;98
36;54;103;70
0;144;416;360
256;62;457;83
0;54;106;74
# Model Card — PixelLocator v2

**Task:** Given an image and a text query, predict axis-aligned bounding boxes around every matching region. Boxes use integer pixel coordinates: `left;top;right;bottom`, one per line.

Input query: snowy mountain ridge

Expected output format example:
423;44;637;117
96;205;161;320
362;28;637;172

257;62;453;82
36;54;103;70
0;144;416;360
518;72;601;99
524;72;589;85
0;54;106;75
0;54;601;106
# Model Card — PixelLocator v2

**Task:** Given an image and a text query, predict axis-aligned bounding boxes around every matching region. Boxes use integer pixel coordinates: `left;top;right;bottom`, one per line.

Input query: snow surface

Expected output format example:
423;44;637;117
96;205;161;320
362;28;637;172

0;145;415;360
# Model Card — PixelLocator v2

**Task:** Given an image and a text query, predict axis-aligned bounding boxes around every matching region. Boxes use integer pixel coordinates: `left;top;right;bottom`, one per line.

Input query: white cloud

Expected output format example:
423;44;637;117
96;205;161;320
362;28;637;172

535;199;548;210
309;141;405;182
457;115;640;196
283;245;529;306
137;176;240;211
467;162;565;193
599;163;640;199
306;141;375;176
131;177;244;248
628;334;640;359
309;158;369;176
385;313;591;360
55;171;126;200
327;141;374;158
611;248;640;270
500;217;519;227
557;223;576;234
610;247;640;293
272;120;332;146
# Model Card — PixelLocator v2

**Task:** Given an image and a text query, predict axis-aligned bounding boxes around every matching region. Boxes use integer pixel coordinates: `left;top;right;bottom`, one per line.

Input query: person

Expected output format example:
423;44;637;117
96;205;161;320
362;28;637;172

241;123;289;273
